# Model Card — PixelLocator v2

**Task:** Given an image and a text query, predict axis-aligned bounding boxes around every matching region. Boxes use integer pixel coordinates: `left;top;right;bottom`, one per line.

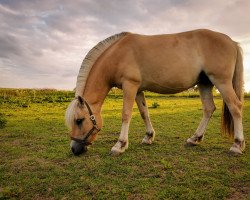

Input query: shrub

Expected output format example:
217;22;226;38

151;102;160;108
0;113;7;129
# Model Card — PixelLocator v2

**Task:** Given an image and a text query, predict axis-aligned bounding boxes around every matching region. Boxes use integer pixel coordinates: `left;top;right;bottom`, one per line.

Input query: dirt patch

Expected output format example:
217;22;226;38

227;182;250;200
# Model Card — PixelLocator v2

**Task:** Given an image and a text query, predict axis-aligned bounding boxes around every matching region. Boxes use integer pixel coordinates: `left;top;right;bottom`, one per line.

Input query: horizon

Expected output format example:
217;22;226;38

1;87;250;95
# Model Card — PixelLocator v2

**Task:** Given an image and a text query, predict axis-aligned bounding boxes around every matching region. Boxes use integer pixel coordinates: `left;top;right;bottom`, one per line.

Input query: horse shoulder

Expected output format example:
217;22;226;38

101;34;142;88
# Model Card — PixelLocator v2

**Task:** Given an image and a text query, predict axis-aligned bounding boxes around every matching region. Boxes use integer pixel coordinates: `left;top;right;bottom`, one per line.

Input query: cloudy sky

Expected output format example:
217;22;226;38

0;0;250;91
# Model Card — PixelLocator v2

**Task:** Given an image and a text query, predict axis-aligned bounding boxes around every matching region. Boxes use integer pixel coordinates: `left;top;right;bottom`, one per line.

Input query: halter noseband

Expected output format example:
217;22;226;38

71;98;100;145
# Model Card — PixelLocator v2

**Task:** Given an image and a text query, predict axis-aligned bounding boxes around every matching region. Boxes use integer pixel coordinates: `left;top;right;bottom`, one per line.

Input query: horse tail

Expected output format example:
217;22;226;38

221;43;244;138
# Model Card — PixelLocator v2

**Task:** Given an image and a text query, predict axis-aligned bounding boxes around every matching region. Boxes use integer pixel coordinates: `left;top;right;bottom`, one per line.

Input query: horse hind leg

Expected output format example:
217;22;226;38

216;83;245;154
135;91;155;144
187;83;216;145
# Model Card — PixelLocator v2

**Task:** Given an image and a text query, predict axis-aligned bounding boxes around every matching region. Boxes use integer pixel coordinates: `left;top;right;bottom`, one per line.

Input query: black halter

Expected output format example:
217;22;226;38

71;98;100;146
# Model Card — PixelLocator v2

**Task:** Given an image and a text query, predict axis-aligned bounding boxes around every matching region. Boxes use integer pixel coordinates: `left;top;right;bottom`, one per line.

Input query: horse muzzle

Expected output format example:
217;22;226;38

70;140;88;155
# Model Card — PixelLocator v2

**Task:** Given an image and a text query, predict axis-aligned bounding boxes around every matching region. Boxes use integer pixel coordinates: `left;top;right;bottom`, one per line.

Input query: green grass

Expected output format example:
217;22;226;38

0;89;249;199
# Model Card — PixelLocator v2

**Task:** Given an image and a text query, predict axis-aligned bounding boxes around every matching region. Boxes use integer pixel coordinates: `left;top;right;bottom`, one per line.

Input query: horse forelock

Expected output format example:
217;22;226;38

65;99;79;129
75;32;128;97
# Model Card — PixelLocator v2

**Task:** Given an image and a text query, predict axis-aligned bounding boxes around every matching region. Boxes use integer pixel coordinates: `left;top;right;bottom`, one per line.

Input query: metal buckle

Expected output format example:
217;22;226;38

90;115;95;121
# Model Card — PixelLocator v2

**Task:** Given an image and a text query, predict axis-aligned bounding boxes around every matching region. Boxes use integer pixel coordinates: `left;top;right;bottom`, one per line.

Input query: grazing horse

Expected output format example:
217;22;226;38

65;29;245;156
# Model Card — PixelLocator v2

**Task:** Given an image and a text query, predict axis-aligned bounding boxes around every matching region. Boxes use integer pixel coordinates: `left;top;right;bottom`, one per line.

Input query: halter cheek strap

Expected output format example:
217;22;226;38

71;98;101;145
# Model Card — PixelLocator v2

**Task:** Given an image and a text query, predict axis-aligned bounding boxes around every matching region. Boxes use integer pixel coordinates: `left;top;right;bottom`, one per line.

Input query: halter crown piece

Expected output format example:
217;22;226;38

70;97;101;145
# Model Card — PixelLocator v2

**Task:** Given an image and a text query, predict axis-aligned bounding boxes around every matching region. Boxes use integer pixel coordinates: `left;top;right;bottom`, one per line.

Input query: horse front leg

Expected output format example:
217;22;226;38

110;81;139;156
135;91;155;144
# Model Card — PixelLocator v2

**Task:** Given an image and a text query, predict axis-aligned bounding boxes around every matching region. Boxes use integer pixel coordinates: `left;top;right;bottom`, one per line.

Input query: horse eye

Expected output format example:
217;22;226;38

76;118;84;125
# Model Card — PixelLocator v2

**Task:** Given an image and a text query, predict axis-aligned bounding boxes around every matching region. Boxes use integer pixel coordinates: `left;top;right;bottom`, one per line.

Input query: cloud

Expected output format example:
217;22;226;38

0;0;250;90
0;34;23;58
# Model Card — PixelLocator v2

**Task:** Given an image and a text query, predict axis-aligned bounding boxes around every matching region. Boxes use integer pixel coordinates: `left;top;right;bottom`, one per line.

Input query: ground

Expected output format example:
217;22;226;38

0;90;249;199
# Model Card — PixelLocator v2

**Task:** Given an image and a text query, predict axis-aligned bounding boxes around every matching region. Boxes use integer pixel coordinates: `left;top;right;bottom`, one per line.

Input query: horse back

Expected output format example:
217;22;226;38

102;29;237;94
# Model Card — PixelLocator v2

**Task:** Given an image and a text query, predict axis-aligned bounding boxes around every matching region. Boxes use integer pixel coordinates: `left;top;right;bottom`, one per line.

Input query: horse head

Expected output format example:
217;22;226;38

65;96;101;155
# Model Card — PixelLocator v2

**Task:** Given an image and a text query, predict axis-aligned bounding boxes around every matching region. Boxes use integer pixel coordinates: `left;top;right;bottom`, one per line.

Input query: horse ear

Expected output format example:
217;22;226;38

77;96;84;105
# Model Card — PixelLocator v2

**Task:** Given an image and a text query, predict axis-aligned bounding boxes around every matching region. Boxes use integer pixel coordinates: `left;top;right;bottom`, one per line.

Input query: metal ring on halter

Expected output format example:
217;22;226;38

90;115;95;121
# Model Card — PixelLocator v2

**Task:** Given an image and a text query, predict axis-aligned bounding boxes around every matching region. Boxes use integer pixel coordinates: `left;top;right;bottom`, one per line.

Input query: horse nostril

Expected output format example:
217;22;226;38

71;142;87;156
71;146;83;155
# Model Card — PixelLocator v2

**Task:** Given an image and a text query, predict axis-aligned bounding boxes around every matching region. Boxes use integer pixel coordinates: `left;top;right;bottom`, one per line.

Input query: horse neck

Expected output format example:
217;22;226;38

82;65;111;114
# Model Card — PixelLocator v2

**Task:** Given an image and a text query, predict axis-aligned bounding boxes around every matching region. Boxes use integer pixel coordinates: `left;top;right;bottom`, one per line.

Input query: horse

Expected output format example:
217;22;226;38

65;29;245;156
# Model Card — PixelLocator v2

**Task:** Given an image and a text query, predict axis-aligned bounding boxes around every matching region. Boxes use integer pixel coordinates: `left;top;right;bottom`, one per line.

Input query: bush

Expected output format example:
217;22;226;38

0;113;7;129
151;102;160;108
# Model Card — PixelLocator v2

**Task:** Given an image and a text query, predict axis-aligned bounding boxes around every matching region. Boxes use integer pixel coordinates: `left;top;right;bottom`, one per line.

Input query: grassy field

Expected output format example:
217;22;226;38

0;89;249;199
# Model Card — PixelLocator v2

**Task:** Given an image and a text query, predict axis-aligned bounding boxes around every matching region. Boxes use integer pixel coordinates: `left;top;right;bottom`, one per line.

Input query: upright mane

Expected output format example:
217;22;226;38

75;32;128;97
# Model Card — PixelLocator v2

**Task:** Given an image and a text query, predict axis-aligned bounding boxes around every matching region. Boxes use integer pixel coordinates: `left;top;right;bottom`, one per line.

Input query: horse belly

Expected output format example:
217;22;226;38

139;61;201;94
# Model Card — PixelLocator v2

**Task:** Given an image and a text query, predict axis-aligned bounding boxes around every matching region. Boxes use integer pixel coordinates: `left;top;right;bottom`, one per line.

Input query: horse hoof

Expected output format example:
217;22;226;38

142;136;153;145
110;147;124;156
186;138;197;146
229;146;243;155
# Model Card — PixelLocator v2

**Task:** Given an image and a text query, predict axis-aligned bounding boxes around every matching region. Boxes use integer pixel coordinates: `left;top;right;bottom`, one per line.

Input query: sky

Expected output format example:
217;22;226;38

0;0;250;91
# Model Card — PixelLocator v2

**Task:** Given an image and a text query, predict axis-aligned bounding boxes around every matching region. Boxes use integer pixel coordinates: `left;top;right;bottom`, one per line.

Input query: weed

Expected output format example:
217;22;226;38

151;102;160;108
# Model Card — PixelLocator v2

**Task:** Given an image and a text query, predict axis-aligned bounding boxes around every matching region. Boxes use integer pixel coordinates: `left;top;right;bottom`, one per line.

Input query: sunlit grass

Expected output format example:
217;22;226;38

0;89;249;199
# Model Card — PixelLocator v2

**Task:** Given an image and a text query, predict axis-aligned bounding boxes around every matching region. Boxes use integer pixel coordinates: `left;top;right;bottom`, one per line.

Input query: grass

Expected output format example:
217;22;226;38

0;89;249;199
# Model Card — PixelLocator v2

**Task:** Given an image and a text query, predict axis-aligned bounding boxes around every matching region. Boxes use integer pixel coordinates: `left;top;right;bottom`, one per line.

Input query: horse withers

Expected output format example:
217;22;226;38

65;29;245;156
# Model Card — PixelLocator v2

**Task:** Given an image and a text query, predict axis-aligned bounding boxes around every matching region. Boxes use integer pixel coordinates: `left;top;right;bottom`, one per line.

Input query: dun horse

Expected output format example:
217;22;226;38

66;29;245;156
